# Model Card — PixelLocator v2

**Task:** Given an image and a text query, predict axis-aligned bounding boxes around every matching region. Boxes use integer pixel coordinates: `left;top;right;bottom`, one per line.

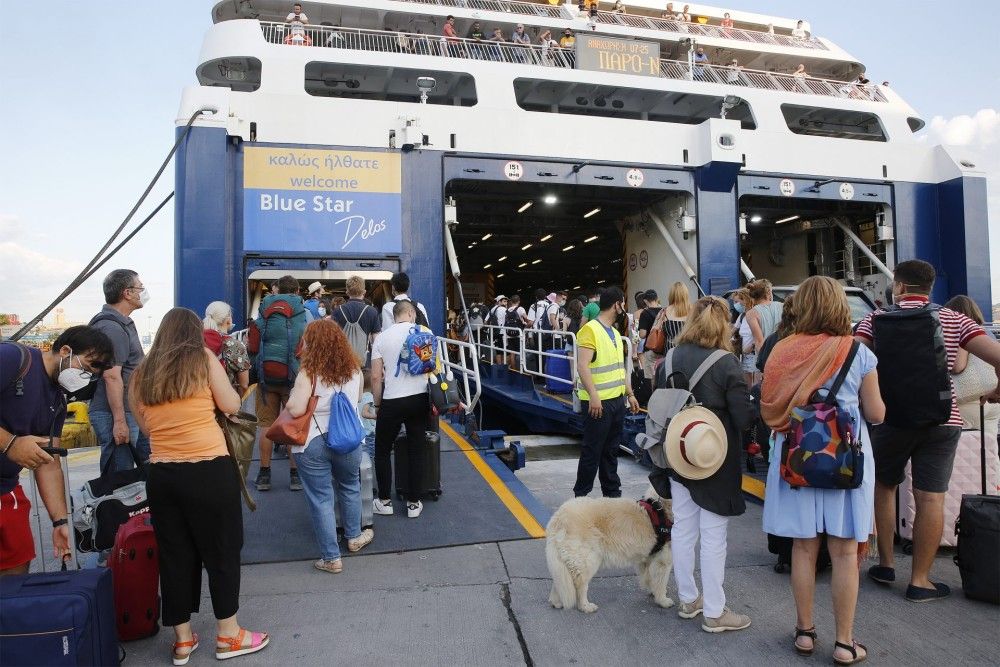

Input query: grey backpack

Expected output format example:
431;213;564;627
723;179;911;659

635;348;729;468
340;304;371;365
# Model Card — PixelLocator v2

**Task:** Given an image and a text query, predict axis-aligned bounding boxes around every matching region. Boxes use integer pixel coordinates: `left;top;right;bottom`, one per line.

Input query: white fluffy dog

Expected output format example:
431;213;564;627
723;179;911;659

545;489;674;613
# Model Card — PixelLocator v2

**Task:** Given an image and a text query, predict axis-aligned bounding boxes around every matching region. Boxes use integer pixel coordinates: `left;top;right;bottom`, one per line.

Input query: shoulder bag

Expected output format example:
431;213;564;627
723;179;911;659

264;377;317;447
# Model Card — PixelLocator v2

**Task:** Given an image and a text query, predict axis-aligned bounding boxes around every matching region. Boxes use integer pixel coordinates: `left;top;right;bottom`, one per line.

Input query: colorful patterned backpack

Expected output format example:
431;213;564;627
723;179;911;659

780;341;864;490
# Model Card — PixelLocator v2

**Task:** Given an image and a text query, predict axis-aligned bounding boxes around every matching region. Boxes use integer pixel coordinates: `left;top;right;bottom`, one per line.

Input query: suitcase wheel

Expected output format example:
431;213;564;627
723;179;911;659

774;562;789;574
901;540;914;556
431;490;442;501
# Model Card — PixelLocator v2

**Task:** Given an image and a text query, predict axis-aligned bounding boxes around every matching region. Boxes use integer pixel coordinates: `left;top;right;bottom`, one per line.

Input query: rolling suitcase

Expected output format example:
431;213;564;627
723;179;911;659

1;447;119;666
337;451;375;531
767;533;831;574
110;513;160;641
544;348;574;393
394;430;442;501
954;404;1000;604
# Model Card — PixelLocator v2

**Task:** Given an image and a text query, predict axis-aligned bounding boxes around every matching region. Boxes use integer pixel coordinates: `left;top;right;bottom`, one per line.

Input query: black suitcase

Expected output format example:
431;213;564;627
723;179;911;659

954;405;999;604
767;533;831;574
394;430;442;501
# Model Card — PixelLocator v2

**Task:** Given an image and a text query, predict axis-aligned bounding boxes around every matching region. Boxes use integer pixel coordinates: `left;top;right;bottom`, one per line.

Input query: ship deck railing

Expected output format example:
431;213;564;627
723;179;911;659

260;22;887;103
391;0;829;52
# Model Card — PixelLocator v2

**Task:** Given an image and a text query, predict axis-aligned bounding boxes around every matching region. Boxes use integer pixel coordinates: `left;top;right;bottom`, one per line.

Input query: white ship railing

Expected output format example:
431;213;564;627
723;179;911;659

436;335;481;414
593;10;830;51
260;22;886;103
392;0;571;19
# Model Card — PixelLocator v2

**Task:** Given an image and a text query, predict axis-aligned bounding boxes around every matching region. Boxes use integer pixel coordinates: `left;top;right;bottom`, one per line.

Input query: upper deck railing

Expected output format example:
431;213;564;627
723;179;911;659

392;0;829;51
261;22;886;103
393;0;571;19
593;10;829;51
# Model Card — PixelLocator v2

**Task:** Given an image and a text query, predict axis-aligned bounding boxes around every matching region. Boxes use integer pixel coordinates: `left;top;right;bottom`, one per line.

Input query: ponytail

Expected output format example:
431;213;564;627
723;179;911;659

203;301;233;332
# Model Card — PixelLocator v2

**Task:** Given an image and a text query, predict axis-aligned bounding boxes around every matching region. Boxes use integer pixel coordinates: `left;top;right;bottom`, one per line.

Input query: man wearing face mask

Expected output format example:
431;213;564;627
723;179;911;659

574;286;640;498
89;269;151;473
0;326;114;574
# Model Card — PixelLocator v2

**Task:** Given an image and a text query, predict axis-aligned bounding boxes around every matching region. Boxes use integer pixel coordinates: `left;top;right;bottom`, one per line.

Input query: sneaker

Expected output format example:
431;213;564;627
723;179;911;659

407;500;423;518
677;595;703;619
314;559;343;574
254;468;271;492
702;608;751;633
373;498;394;515
347;528;374;553
905;582;950;603
289;470;303;491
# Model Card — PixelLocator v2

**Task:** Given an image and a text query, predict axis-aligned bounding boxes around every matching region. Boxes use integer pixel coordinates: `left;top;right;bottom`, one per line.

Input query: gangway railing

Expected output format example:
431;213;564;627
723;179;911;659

391;0;571;20
477;325;635;414
437;335;481;414
260;22;886;103
593;10;829;51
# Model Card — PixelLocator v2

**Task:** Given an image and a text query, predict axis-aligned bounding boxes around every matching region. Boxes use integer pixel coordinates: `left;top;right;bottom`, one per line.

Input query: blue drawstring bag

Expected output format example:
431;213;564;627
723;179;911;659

323;389;365;454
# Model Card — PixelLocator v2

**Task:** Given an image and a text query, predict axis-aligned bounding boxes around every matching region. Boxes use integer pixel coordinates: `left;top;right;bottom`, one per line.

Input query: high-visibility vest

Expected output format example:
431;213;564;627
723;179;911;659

577;320;627;402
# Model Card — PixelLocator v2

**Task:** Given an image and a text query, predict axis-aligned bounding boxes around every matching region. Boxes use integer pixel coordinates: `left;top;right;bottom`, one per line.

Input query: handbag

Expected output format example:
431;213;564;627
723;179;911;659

780;341;864;490
72;441;148;553
264;377;317;447
216;410;258;511
644;309;668;355
318;389;365;454
428;372;462;413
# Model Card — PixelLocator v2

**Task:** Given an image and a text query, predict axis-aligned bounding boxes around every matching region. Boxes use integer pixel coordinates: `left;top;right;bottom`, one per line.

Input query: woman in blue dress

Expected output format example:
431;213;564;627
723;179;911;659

761;276;885;666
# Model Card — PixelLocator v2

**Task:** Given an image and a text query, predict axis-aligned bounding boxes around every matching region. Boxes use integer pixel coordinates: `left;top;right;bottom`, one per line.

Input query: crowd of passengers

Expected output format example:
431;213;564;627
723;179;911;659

277;3;883;93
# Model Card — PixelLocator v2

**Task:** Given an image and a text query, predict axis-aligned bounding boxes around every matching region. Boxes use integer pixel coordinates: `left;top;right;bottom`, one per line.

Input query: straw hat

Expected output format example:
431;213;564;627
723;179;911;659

664;406;728;480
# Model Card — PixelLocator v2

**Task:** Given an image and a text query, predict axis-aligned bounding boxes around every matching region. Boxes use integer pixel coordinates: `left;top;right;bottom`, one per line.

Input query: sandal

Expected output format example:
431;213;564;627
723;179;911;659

216;628;270;660
833;640;868;666
172;633;199;666
794;626;817;656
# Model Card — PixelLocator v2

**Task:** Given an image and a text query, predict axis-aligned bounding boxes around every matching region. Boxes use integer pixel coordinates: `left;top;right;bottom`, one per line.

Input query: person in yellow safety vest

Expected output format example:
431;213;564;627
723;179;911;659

574;286;640;497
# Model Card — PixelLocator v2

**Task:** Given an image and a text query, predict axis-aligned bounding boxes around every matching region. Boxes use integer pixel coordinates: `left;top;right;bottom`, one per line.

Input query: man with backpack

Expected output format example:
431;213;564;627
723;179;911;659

0;326;114;574
89;269;151;473
370;300;434;519
248;274;308;492
574;287;641;498
855;259;1000;602
333;275;381;367
381;272;430;333
484;295;508;364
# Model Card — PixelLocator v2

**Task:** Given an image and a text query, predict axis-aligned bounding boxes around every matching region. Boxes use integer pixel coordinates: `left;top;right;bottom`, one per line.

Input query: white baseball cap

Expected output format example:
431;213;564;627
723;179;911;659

495;294;508;302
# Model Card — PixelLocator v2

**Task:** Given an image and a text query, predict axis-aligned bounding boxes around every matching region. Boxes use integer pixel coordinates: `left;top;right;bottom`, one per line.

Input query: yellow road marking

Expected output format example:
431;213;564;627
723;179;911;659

742;474;766;501
439;421;546;538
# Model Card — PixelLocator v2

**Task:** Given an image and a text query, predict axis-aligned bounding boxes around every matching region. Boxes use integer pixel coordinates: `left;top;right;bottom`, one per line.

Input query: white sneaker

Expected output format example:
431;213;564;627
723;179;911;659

407;500;423;518
373;498;393;516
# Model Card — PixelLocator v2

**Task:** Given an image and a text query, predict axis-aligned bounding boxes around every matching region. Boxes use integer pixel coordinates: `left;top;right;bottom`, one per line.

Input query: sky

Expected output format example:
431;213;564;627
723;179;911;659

0;0;997;335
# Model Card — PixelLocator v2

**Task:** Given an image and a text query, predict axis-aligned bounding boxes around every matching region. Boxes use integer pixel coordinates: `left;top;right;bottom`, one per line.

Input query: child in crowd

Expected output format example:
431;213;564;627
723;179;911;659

359;372;377;461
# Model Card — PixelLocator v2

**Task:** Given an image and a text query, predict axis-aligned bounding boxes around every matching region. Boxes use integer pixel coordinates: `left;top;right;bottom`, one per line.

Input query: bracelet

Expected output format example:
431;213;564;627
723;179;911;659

52;518;68;528
1;435;16;456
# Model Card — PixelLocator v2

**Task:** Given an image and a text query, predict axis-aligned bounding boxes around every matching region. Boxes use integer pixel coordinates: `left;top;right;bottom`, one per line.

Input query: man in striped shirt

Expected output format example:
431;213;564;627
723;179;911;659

855;259;1000;602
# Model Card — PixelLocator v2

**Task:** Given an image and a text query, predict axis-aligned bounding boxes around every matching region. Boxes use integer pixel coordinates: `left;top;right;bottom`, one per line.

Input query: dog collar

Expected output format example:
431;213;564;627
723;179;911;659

637;498;672;555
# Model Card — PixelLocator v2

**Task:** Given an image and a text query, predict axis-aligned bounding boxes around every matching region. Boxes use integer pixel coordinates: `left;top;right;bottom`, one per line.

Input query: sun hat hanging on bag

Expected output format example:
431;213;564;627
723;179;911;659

318;388;365;454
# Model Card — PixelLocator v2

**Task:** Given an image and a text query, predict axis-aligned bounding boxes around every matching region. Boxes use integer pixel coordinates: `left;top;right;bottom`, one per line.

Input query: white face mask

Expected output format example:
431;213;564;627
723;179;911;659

318;307;327;317
138;288;151;306
58;353;93;393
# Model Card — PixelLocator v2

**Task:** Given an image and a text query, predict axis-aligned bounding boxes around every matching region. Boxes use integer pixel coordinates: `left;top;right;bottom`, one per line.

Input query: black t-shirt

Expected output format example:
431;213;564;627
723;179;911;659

468;26;485;40
638;307;662;335
333;299;381;335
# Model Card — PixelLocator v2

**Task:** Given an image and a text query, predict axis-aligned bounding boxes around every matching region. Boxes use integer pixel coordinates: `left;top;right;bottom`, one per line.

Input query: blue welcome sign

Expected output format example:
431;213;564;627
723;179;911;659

242;147;402;254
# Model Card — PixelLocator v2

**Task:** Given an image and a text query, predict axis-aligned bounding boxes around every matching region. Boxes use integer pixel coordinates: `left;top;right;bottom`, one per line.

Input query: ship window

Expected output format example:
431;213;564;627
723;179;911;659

197;57;261;92
907;117;925;133
781;104;887;141
305;63;477;106
513;79;756;129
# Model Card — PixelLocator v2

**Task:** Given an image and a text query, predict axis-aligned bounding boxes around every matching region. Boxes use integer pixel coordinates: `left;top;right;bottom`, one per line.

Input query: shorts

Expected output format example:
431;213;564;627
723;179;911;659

0;485;36;571
871;423;961;493
255;386;290;428
740;353;758;374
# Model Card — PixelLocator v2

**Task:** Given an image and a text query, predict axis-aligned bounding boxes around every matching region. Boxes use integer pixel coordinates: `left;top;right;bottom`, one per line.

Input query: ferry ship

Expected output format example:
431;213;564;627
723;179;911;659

173;0;992;438
176;0;991;333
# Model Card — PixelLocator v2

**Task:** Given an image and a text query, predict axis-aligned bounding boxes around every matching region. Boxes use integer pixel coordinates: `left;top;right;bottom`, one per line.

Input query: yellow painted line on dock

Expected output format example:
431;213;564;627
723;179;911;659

742;474;766;501
440;420;546;539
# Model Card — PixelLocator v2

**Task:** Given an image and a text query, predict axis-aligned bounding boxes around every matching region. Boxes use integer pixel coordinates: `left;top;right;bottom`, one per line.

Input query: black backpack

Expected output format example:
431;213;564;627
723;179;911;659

871;304;952;427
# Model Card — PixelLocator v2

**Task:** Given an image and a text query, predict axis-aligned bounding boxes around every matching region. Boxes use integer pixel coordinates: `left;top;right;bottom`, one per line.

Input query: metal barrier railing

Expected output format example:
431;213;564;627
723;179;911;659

594;10;830;51
436;335;481;414
391;0;571;19
259;22;886;103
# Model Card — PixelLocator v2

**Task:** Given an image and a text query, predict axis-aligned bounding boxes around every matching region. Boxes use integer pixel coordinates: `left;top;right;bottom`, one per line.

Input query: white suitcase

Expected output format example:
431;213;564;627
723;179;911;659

336;451;374;531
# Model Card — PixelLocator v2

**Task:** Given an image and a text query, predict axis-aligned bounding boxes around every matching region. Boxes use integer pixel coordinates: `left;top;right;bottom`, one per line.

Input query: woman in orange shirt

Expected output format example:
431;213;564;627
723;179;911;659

131;308;270;664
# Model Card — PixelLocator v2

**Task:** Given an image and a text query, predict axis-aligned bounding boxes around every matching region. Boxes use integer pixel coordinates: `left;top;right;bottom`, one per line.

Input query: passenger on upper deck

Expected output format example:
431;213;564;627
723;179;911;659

720;12;735;30
442;15;459;57
791;19;808;40
612;1;627;14
466;21;486;59
512;23;532;63
693;47;709;80
726;58;745;85
284;3;312;46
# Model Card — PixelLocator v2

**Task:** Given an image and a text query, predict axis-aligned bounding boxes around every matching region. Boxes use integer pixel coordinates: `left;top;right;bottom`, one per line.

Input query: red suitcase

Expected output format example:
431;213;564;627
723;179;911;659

110;513;160;641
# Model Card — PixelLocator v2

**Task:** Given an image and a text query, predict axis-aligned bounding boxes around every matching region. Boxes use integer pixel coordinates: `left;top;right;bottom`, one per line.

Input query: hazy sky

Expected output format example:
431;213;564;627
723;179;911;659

1;0;997;334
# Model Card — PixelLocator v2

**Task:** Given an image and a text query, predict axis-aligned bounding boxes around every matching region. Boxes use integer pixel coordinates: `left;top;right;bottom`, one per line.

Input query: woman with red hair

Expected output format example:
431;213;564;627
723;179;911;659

286;320;373;573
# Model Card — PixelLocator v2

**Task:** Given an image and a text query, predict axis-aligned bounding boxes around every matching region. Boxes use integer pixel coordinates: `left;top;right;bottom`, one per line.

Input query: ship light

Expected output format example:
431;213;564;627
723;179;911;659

521;243;532;250
532;259;542;265
482;233;492;241
584;235;598;243
518;202;533;213
776;215;800;225
750;214;762;223
562;245;575;252
540;235;552;242
584;208;601;219
543;195;558;205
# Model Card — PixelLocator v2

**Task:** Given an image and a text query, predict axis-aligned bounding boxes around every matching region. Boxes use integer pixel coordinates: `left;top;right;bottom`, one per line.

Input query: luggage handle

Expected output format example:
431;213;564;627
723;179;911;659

25;439;77;572
979;402;987;497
